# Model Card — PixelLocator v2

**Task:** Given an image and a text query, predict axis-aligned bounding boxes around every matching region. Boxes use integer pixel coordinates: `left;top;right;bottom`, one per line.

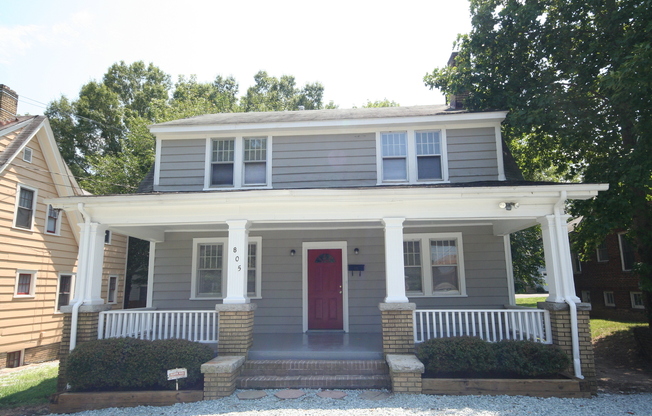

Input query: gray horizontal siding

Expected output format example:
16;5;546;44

272;133;377;188
156;139;205;191
150;225;510;334
447;127;500;183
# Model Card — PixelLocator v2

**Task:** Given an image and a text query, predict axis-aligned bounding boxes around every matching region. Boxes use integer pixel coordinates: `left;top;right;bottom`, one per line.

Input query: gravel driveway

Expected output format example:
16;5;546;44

46;389;652;416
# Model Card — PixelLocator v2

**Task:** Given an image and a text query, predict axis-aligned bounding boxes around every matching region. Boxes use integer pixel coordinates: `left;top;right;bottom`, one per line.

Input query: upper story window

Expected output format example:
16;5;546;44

22;147;33;163
403;233;466;297
207;137;270;189
596;241;609;262
14;185;37;230
46;205;62;235
618;233;635;271
378;130;446;184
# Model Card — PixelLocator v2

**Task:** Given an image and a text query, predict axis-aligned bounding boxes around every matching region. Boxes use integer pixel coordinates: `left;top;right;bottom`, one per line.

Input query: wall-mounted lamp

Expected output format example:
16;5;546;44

290;249;296;257
499;202;520;211
354;248;360;255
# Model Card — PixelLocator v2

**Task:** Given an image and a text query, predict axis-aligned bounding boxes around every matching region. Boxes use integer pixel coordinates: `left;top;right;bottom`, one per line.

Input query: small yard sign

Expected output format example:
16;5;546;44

167;368;187;390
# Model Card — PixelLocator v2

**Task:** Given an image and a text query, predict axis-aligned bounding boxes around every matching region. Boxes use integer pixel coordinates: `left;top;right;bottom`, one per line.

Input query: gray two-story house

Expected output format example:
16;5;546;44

51;105;605;390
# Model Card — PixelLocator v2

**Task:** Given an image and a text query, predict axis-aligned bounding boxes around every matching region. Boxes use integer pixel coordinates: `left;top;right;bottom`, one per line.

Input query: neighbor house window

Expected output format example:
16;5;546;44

14;270;36;297
210;139;235;186
630;292;644;309
403;233;466;297
571;252;582;274
596;241;609;262
107;275;118;304
603;291;615;307
381;132;408;181
14;185;36;230
23;147;33;163
6;351;22;368
415;130;442;180
46;205;61;235
618;233;635;271
580;290;591;303
191;237;262;299
56;274;73;311
104;230;112;244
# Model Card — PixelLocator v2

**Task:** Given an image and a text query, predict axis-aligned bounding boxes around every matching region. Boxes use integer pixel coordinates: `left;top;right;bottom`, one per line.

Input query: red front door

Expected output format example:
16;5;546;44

308;249;343;330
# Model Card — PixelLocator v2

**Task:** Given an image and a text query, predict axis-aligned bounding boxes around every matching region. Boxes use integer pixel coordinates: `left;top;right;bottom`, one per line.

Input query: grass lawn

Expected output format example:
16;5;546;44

590;318;647;340
0;361;58;409
514;296;547;308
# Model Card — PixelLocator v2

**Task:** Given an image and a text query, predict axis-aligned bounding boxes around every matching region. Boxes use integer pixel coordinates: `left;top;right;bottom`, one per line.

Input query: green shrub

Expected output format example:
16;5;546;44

494;340;570;377
416;336;571;378
66;338;214;392
416;336;497;376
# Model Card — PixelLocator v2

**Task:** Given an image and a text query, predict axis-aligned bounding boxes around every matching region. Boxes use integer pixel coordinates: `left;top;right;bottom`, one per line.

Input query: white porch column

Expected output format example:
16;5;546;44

75;222;107;305
224;220;250;304
538;215;580;303
382;217;409;303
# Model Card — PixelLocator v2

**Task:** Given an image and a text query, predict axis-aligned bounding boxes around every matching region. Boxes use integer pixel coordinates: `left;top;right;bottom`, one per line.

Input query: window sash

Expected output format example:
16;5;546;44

431;239;459;293
211;139;235;186
57;275;72;311
618;234;635;271
47;205;60;234
596;241;608;262
604;291;615;306
16;273;32;295
197;243;224;297
403;240;423;293
403;234;464;297
631;292;644;309
16;188;34;229
381;132;407;181
107;276;117;303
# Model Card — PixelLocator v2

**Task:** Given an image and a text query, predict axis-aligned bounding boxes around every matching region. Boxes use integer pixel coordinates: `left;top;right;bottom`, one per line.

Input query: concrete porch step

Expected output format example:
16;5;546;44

241;359;389;376
236;374;391;390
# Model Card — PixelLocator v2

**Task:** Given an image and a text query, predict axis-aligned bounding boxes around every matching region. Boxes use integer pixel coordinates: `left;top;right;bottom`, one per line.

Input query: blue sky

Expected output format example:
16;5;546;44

0;0;472;115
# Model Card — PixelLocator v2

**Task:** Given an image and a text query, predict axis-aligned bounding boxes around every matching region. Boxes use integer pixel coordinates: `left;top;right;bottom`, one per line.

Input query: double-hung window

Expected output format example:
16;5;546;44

630;292;644;309
618;233;635;271
14;270;36;297
208;137;270;188
596;241;609;262
56;274;73;311
378;130;446;184
46;205;61;235
107;275;118;304
14;185;37;230
191;236;262;299
403;233;466;297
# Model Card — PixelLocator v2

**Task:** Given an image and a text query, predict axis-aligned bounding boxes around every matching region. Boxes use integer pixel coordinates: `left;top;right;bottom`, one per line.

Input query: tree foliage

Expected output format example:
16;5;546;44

357;99;400;108
425;0;652;321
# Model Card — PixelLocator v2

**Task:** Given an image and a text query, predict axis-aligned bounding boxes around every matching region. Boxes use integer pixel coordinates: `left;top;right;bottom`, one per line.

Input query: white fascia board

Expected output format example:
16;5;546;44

45;183;607;227
149;111;509;137
0;119;42;175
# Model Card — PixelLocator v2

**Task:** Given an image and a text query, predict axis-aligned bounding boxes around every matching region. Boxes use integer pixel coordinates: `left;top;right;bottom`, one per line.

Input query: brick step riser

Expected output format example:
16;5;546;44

242;360;389;376
236;375;391;390
240;368;388;376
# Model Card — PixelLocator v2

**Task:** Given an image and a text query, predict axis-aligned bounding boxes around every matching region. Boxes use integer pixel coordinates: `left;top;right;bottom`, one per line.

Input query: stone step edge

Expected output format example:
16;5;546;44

236;374;391;389
243;360;388;369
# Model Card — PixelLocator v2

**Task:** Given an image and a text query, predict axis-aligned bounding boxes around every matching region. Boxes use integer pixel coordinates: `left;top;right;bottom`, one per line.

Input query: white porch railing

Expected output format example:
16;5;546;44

98;310;219;343
414;309;551;344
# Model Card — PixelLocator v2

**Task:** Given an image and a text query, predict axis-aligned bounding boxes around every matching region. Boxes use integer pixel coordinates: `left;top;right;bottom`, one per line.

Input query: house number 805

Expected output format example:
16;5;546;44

233;247;242;272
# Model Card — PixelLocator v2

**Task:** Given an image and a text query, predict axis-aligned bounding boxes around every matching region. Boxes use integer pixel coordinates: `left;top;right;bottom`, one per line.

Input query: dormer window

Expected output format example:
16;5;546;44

415;130;442;180
207;137;271;189
23;147;33;163
377;129;447;184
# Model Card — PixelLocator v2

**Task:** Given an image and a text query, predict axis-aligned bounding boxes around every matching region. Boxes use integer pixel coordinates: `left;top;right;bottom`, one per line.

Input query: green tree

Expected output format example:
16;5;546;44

425;0;652;322
359;99;400;108
240;71;327;111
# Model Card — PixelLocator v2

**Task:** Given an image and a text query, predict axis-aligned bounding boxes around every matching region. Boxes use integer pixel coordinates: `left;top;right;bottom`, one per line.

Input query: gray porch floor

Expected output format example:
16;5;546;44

249;332;384;360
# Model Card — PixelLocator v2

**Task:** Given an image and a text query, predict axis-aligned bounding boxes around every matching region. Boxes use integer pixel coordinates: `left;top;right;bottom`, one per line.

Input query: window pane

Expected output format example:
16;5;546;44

19;188;34;209
383;158;407;181
17;273;31;295
596;241;608;262
431;240;459;293
404;241;422;292
15;208;32;229
416;131;441;155
244;162;266;185
212;139;234;162
58;275;72;310
211;163;234;186
381;133;407;157
247;243;257;296
619;234;635;270
47;206;59;233
417;155;442;180
432;266;459;292
199;270;222;296
244;138;267;161
198;244;223;296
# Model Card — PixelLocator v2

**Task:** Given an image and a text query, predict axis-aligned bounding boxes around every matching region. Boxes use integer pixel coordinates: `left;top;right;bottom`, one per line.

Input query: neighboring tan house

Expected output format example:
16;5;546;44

51;105;607;392
0;85;127;369
573;230;646;321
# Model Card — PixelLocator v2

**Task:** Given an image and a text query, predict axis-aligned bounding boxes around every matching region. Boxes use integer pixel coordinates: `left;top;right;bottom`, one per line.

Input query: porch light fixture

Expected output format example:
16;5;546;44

290;249;296;257
499;202;520;211
354;248;360;255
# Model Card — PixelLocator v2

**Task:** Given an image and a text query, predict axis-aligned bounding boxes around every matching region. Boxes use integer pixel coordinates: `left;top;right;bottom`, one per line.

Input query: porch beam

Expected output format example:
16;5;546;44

382;217;408;303
224;220;250;304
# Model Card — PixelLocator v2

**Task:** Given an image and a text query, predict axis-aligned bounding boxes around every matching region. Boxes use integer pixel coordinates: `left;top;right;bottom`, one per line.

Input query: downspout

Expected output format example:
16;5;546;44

554;191;583;379
69;203;91;351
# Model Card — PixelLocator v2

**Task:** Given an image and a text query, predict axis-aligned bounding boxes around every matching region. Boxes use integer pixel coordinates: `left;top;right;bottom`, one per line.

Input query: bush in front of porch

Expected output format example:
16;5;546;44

66;338;214;392
416;336;569;378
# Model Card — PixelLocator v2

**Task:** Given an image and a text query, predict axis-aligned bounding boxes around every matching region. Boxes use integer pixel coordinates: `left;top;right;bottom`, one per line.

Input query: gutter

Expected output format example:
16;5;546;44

69;203;91;352
554;191;583;379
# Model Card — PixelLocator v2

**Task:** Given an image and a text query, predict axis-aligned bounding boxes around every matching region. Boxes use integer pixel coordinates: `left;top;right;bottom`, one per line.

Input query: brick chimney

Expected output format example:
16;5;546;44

0;85;19;123
446;53;469;110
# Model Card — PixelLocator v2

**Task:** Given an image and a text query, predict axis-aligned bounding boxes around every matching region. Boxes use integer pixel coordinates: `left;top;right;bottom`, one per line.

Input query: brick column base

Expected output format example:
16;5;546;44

386;354;424;394
379;303;416;356
215;304;256;357
201;356;245;399
56;305;112;392
538;301;597;394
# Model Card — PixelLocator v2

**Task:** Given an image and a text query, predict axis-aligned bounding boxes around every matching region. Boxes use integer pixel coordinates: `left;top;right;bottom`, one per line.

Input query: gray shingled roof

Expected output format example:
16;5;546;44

0;116;44;168
152;105;466;127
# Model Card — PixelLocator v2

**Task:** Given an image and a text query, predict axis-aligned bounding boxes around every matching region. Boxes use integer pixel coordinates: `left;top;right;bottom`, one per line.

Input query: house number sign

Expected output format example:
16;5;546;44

233;247;242;272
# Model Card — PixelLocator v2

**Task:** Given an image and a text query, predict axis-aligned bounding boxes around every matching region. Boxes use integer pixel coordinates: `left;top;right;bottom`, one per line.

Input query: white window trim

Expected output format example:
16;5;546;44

403;232;467;297
376;129;449;185
23;147;33;163
596;241;609;262
630;292;644;309
190;236;262;300
618;232;633;271
107;275;119;304
203;136;272;190
14;270;37;298
55;273;75;313
45;204;62;236
12;184;38;231
603;291;615;307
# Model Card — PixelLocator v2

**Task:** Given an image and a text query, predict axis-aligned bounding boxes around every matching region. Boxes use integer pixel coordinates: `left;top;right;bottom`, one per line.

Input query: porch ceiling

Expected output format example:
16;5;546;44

48;183;606;242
